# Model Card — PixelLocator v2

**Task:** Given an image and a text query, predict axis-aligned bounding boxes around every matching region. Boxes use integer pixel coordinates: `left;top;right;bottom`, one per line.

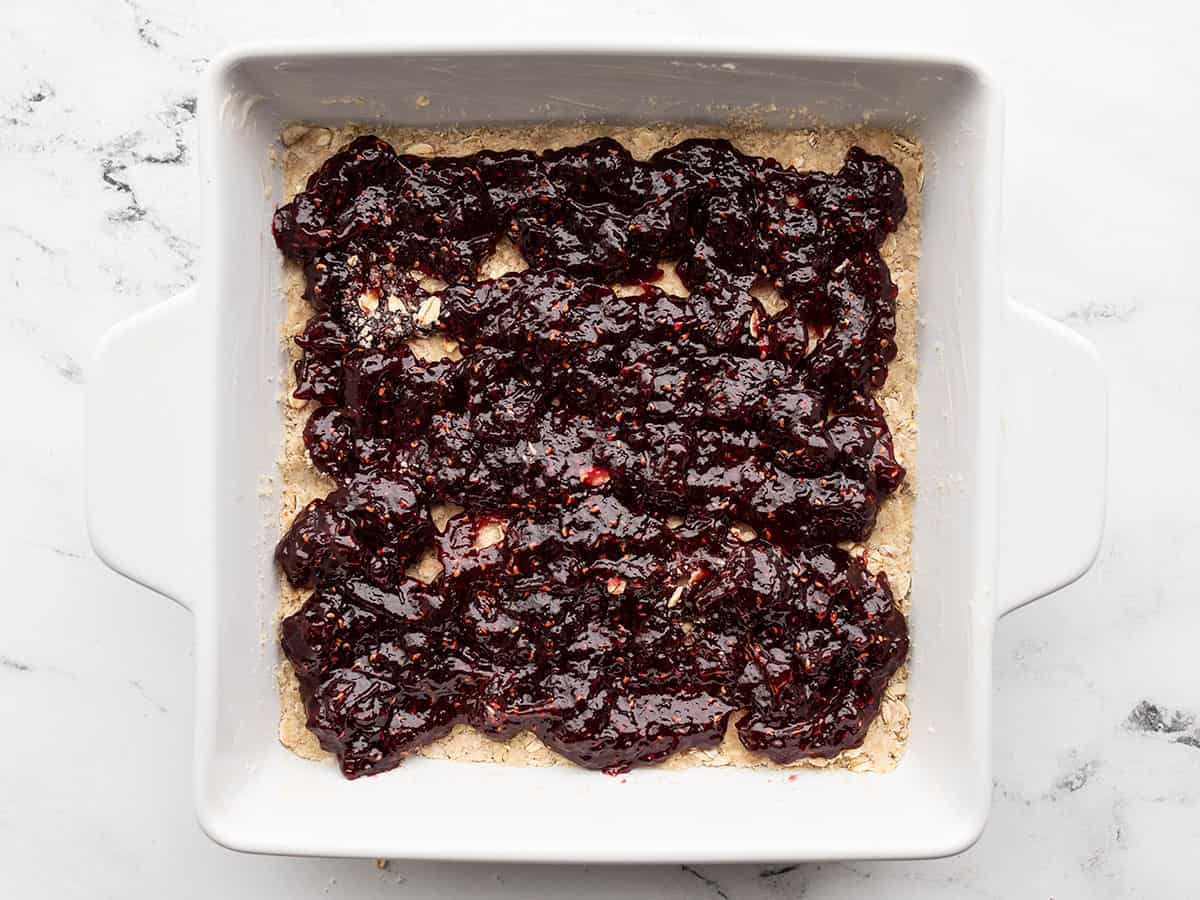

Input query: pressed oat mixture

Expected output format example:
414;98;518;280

274;123;920;773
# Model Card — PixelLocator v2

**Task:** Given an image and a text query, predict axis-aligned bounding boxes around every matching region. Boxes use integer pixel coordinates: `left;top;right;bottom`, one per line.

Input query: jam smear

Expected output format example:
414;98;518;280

273;135;910;778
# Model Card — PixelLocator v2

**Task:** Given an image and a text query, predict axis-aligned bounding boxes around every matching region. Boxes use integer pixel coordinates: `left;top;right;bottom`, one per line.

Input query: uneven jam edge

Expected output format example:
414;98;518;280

273;131;912;778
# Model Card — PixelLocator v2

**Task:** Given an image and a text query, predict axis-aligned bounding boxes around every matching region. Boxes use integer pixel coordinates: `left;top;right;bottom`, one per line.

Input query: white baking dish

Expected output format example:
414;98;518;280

85;42;1107;863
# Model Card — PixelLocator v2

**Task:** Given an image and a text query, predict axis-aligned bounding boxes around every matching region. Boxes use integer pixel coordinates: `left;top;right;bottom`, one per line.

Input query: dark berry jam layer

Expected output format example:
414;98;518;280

273;134;910;778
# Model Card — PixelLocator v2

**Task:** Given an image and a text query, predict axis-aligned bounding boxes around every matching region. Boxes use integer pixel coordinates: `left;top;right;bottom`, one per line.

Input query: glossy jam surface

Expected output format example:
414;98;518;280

273;135;910;778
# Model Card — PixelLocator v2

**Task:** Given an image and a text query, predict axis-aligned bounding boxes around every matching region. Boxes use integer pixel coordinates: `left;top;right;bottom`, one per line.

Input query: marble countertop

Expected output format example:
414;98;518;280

2;1;1197;897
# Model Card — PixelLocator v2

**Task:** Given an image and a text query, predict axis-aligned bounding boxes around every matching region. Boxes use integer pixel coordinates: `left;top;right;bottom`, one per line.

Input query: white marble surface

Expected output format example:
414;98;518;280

2;1;1198;897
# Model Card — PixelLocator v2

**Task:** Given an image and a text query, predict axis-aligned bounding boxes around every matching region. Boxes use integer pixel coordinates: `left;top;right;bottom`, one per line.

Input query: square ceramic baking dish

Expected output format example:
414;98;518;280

85;42;1107;863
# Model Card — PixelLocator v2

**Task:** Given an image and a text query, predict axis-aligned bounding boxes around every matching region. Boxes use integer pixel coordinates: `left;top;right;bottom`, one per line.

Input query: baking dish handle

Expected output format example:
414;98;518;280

997;299;1108;617
86;287;207;610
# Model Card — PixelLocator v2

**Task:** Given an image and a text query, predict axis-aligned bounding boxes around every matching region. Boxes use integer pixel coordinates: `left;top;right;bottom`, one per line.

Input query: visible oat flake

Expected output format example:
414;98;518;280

414;295;441;328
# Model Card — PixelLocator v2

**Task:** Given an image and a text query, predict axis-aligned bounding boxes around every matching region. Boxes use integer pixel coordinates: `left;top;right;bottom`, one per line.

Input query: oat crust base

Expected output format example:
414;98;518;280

274;123;921;774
